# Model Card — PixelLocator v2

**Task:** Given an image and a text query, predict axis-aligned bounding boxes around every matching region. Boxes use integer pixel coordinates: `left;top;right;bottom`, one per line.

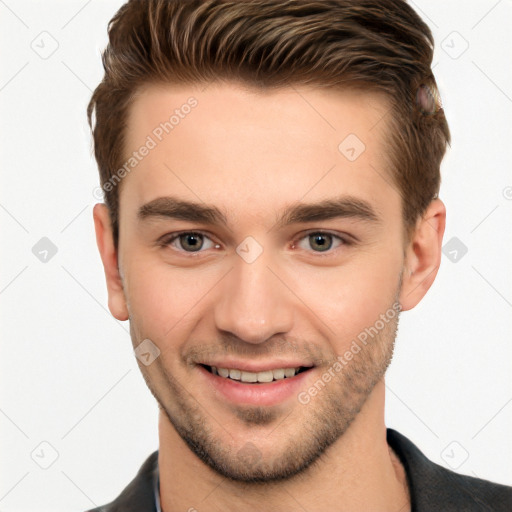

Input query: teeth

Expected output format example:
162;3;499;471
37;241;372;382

284;368;296;378
240;371;258;383
229;369;241;380
273;368;285;380
256;370;273;383
212;366;302;383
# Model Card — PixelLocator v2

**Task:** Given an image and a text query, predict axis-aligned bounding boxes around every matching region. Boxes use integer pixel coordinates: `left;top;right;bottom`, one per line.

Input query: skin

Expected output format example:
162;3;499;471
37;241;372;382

94;82;445;512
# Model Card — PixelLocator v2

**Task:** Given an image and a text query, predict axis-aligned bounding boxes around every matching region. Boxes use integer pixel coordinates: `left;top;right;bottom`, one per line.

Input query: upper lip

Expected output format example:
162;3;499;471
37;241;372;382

198;360;314;372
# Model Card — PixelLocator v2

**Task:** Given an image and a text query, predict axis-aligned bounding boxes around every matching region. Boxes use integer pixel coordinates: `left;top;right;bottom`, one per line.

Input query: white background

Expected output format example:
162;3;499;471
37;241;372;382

0;1;511;510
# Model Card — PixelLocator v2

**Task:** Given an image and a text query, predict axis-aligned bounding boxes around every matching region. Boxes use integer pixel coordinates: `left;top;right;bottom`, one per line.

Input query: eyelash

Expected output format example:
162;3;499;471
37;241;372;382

158;230;353;257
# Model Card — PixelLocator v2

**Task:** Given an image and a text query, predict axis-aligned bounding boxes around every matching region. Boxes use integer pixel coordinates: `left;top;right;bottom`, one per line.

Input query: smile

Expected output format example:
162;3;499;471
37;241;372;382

203;365;310;383
198;364;315;406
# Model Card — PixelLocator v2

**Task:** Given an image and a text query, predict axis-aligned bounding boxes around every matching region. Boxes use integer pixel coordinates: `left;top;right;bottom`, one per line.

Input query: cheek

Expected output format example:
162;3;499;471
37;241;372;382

289;245;402;344
123;257;218;339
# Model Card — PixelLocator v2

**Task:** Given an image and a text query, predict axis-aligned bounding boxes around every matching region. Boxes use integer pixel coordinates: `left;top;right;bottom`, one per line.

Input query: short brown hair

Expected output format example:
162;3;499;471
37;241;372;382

88;0;450;247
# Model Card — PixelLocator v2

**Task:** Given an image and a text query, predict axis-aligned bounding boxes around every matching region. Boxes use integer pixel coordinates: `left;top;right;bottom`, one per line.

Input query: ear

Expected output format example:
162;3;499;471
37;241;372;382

399;199;446;311
93;203;129;321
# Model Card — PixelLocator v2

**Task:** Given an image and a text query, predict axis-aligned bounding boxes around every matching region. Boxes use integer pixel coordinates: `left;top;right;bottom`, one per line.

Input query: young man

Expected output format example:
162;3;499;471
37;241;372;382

88;0;512;510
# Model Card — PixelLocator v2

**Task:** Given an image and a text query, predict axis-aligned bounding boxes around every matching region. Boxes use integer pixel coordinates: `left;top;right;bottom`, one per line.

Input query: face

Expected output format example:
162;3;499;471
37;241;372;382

111;82;408;482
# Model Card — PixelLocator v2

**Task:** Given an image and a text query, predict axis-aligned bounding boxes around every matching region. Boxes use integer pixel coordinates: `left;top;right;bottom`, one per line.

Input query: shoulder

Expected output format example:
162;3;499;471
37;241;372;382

84;451;158;512
387;429;512;512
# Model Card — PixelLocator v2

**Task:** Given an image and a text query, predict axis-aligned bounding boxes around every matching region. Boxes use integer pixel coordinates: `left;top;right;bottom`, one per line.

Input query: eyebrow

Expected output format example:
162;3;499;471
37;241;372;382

138;197;229;225
137;195;380;228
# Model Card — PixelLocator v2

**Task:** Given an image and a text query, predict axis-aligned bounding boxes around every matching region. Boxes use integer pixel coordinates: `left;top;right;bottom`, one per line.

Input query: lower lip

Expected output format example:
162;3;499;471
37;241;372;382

197;365;314;406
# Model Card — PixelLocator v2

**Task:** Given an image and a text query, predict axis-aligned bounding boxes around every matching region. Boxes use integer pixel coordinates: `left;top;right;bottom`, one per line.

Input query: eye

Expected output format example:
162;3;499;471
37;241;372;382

295;231;348;254
161;231;219;253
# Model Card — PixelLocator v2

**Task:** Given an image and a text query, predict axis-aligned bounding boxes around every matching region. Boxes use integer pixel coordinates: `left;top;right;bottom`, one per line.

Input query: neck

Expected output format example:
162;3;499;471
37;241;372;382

158;379;410;512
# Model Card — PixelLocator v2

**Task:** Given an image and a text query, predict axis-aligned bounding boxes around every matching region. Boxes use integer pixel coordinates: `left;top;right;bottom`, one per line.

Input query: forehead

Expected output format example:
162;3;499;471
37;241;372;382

121;82;399;226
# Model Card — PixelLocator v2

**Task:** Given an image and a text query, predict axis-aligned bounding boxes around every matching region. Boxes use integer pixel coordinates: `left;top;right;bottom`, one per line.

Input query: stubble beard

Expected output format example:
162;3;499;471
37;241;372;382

133;296;400;484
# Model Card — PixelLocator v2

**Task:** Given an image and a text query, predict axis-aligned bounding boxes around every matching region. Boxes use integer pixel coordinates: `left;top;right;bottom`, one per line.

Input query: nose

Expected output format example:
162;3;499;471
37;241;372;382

214;251;294;345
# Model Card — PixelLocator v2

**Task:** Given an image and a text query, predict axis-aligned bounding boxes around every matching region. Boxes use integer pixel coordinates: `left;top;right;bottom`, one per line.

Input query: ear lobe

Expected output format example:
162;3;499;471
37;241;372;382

399;199;446;311
93;203;129;321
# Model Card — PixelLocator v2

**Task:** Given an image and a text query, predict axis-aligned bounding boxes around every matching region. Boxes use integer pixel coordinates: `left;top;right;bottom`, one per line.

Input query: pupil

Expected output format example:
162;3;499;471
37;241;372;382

310;233;332;252
180;233;203;252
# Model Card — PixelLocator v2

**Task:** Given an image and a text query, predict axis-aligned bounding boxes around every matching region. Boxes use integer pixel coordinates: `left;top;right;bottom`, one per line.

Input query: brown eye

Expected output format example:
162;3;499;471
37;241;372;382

295;231;348;255
309;233;333;252
178;233;204;252
161;231;217;253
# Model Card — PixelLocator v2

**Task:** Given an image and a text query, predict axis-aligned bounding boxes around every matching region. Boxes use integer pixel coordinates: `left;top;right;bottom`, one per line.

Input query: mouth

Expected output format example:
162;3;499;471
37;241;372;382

200;364;313;384
197;363;315;406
